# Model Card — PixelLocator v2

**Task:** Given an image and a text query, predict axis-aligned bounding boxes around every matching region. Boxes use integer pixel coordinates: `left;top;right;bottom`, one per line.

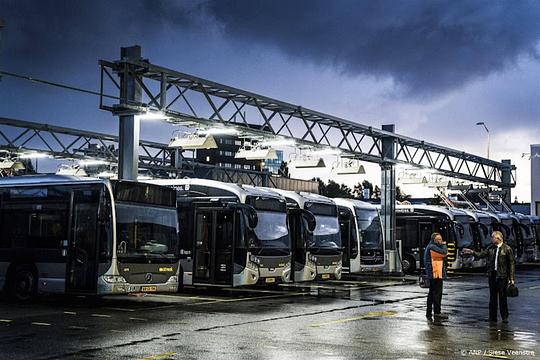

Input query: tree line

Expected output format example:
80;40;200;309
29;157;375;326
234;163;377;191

312;178;411;202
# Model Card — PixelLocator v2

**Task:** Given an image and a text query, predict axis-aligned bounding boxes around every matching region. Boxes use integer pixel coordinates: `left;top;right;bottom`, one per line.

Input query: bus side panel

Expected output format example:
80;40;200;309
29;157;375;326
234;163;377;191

0;185;71;295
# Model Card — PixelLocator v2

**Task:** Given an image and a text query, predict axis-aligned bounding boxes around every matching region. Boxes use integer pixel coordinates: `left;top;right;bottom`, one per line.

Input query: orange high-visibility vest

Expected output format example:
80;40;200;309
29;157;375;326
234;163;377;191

430;250;447;279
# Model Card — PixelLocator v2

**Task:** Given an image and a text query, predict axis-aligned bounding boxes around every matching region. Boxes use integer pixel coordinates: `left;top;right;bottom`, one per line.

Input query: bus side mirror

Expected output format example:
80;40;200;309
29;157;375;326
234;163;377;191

454;221;464;238
228;203;258;229
479;223;489;236
301;209;316;233
245;209;258;229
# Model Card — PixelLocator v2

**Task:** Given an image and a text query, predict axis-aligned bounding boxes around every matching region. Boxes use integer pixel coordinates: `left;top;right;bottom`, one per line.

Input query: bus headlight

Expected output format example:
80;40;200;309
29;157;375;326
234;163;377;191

249;255;261;264
102;275;127;284
308;254;318;263
167;275;178;284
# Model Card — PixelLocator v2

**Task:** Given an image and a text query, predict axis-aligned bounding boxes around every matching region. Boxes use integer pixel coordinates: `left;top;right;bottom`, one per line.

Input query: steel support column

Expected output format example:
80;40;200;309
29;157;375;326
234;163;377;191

501;159;512;205
118;46;142;180
381;124;400;274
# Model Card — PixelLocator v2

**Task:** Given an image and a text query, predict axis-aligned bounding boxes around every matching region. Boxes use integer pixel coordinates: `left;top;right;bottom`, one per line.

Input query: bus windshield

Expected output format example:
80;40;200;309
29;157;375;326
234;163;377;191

309;215;341;249
115;202;179;261
355;210;383;250
245;195;290;250
305;202;341;249
250;210;290;249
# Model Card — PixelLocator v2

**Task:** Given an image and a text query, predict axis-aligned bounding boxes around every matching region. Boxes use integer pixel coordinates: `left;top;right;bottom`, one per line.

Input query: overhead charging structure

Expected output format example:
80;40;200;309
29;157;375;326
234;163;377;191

99;46;516;274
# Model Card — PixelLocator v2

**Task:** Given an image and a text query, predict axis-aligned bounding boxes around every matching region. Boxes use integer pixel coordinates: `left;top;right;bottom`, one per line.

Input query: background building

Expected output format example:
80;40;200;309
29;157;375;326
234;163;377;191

531;144;540;216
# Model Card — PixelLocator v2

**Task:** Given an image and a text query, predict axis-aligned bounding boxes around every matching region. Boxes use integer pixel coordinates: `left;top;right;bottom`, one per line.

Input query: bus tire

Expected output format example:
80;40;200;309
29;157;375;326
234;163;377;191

401;255;416;274
7;264;38;302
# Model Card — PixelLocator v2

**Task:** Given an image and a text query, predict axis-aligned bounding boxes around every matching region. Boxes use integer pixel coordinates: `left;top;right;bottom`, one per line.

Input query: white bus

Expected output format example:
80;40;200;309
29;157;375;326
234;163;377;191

0;175;180;301
271;189;342;281
333;199;384;273
150;179;292;287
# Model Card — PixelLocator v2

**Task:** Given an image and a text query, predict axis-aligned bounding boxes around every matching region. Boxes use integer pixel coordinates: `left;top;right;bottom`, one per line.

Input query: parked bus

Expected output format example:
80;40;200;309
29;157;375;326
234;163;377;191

333;199;384;273
270;189;342;281
512;213;536;262
459;209;493;268
150;179;292;287
0;175;180;301
395;205;467;274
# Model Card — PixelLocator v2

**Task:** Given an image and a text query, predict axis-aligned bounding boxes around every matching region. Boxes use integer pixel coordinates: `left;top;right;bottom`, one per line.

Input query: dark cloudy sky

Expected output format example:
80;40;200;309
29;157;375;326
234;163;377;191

0;0;539;200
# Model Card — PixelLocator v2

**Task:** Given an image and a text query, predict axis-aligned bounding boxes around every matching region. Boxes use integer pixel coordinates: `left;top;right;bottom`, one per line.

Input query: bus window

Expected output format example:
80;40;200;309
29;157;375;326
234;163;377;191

1;186;70;249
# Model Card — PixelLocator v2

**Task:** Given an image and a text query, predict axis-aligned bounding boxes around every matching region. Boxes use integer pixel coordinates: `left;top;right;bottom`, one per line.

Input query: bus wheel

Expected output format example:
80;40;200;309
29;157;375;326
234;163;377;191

8;265;37;302
401;256;416;274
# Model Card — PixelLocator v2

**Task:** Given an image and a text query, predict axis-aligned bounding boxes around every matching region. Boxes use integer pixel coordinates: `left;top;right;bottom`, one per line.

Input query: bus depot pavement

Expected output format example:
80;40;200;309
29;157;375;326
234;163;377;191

1;269;539;360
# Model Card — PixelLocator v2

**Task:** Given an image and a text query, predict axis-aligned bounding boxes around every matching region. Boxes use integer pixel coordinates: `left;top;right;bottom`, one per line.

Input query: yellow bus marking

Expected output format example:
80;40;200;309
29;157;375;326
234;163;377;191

140;352;177;360
310;310;398;327
528;285;540;290
32;322;51;326
64;311;77;315
129;317;148;321
0;319;13;323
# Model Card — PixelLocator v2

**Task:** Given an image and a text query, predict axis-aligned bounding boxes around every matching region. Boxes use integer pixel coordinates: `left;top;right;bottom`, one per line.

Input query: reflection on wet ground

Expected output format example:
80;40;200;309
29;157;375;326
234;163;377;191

0;267;539;359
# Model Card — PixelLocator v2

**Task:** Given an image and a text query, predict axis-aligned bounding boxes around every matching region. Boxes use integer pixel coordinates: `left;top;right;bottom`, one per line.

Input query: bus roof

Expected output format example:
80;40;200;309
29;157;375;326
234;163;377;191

395;204;468;220
333;198;378;212
0;174;107;187
459;208;492;222
269;188;335;208
148;178;284;203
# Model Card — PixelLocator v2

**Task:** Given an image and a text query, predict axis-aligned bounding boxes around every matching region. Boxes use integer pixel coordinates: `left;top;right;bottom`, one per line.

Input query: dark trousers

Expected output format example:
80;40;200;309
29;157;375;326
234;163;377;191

489;271;509;320
427;278;443;316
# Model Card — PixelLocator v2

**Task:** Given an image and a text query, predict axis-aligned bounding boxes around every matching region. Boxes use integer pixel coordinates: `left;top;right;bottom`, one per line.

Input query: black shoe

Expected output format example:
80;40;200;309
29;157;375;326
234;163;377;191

502;318;508;324
434;313;449;320
488;318;497;323
426;315;433;321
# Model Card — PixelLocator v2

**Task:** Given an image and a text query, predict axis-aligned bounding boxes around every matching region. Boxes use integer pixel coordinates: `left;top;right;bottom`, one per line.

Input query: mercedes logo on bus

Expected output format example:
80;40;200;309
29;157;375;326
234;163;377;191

145;273;153;283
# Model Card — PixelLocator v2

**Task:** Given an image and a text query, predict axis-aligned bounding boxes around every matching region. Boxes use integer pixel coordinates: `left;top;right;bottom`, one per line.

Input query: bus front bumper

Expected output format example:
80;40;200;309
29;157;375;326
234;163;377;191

316;263;342;280
257;265;291;285
97;275;179;295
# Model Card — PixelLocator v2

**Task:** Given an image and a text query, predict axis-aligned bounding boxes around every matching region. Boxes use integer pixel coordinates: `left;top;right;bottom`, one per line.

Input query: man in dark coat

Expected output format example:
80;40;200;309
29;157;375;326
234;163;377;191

423;232;448;321
463;231;516;323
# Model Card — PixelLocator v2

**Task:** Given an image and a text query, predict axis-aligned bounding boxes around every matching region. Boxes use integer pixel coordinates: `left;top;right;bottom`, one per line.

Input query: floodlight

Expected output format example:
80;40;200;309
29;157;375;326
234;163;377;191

136;110;169;121
19;152;50;159
289;157;326;168
168;134;218;149
235;146;278;160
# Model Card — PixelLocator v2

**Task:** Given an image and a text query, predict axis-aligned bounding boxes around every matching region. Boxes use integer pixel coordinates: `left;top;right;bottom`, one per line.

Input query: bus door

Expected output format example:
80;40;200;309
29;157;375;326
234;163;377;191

338;207;355;272
66;189;99;294
193;208;235;285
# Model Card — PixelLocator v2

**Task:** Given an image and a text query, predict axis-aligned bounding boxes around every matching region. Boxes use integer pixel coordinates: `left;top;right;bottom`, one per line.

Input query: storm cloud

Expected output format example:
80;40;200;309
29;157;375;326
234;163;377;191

204;0;540;97
2;0;540;97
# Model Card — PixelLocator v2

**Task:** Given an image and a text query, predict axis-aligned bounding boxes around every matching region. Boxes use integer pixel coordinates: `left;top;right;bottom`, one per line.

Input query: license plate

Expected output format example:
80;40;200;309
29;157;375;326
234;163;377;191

141;286;157;292
265;277;276;283
321;274;330;279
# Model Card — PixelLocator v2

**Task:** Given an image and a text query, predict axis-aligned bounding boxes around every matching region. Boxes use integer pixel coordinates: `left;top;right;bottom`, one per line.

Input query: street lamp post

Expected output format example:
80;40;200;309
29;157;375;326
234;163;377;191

476;122;490;159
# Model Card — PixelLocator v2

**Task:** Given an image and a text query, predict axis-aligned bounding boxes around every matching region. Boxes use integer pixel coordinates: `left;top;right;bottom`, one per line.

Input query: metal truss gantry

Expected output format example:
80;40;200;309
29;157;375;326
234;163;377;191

99;46;517;274
0;116;184;175
0;117;287;187
99;48;516;188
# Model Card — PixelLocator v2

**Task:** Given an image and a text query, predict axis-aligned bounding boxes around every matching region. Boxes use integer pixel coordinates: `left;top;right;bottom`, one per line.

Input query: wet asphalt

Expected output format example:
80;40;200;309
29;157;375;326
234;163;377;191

1;268;539;360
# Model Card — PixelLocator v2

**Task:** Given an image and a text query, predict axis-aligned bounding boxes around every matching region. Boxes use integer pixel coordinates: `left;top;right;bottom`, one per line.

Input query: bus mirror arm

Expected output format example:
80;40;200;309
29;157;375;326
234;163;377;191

227;203;258;229
300;209;316;233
